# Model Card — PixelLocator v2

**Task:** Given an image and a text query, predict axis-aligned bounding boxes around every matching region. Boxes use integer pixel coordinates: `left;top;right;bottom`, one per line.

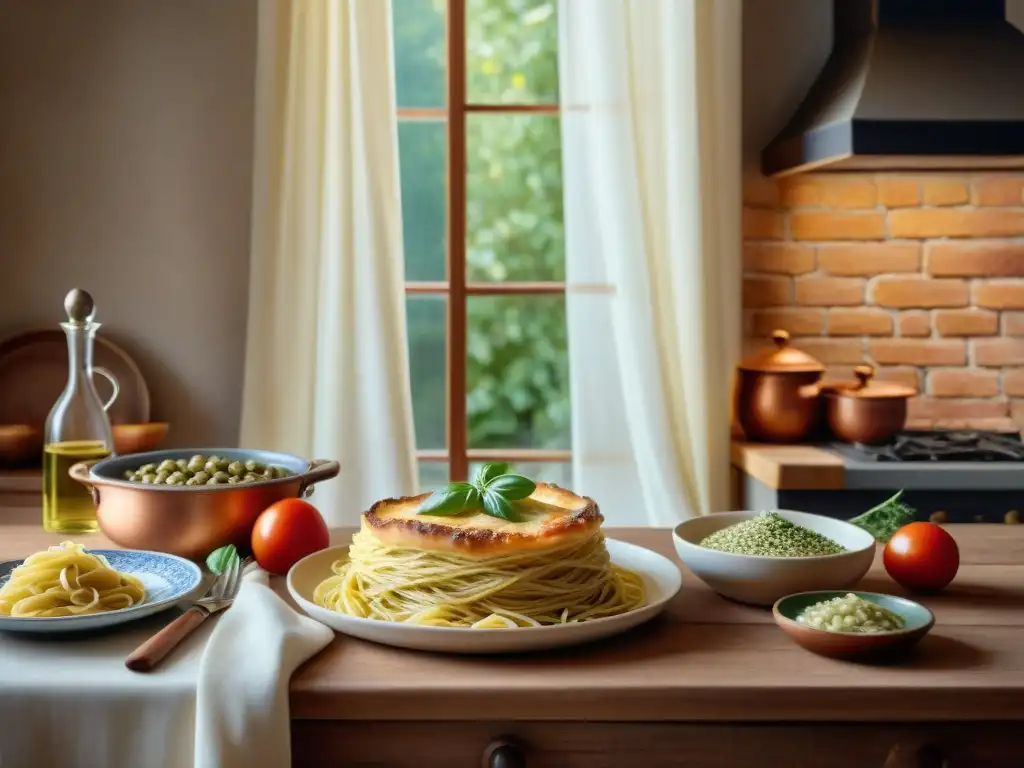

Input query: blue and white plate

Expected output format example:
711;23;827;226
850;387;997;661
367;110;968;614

0;548;203;634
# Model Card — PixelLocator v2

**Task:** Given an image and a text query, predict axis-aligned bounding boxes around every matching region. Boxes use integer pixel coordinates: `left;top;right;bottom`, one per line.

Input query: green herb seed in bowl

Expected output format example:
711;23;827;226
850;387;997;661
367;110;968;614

698;511;846;557
673;509;877;606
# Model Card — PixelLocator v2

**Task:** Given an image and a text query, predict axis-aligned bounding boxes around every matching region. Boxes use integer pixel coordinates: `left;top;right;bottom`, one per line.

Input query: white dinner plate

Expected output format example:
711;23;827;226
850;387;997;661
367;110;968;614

287;538;682;654
0;548;203;634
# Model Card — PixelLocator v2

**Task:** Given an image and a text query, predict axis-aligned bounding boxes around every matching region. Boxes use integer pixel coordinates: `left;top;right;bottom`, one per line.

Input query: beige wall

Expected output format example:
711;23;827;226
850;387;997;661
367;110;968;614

0;0;257;447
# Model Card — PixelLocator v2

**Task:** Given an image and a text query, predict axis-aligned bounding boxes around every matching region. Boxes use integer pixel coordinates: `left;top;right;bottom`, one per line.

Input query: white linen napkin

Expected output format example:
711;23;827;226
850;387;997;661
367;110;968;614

192;564;334;768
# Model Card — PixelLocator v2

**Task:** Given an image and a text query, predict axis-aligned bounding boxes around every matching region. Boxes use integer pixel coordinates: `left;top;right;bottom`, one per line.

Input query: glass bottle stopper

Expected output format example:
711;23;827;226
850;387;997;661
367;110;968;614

64;288;96;326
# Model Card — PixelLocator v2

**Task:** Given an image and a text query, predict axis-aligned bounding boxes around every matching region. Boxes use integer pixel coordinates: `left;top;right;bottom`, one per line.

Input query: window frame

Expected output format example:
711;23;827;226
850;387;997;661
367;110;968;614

400;0;570;483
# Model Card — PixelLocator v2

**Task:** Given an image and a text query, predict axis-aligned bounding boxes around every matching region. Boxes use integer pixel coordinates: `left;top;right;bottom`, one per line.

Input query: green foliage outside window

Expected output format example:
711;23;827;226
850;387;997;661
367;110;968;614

393;0;571;460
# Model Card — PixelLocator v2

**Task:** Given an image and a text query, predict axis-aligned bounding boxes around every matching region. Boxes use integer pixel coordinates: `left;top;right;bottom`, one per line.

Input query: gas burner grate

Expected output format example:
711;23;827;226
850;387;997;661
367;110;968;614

861;431;1024;462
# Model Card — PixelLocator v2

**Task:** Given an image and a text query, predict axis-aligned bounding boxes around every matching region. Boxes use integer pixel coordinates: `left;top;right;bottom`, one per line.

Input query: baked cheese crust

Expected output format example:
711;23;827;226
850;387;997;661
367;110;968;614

363;482;602;556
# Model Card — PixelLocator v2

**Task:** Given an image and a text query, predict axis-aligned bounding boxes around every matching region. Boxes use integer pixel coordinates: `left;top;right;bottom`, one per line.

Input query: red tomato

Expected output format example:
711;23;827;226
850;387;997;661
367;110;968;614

251;498;330;575
883;522;959;592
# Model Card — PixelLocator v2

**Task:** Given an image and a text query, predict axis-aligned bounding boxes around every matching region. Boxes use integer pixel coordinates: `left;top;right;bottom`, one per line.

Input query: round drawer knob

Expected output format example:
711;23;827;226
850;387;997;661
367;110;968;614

484;739;525;768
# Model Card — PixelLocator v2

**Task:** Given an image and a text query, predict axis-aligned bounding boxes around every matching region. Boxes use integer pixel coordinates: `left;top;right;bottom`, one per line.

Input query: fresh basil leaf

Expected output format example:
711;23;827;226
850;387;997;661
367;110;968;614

482;490;523;522
417;482;479;516
486;474;536;501
206;544;239;576
475;462;509;487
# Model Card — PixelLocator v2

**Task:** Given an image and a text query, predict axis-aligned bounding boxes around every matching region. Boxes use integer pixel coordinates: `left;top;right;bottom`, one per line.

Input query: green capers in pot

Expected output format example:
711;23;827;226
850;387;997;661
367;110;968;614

125;454;302;485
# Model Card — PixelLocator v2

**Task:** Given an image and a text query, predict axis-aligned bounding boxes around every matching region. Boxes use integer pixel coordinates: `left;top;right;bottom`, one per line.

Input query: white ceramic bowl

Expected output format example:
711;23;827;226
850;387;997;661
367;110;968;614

672;509;876;606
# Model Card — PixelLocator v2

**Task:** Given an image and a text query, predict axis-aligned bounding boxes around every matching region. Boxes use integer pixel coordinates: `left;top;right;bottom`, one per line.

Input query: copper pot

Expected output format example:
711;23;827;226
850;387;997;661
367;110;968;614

823;365;915;444
735;330;825;443
70;448;339;561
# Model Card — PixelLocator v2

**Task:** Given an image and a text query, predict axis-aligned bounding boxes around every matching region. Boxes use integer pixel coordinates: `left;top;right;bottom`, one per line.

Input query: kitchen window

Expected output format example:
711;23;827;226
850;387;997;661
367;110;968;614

393;0;571;488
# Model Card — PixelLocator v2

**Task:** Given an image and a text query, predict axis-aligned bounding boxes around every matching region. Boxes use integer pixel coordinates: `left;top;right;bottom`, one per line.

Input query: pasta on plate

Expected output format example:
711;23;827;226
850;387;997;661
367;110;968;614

313;476;646;629
0;541;146;617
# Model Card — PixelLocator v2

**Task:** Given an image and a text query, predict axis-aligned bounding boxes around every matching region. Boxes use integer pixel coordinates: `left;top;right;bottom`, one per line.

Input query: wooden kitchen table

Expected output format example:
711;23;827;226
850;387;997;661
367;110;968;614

4;525;1024;767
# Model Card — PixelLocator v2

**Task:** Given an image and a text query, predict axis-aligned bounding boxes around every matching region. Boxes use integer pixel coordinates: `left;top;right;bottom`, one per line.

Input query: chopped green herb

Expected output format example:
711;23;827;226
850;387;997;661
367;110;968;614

699;512;846;557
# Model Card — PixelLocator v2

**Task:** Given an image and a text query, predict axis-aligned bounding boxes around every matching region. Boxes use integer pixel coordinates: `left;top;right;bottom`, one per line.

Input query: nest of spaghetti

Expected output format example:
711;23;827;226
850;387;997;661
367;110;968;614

313;483;645;628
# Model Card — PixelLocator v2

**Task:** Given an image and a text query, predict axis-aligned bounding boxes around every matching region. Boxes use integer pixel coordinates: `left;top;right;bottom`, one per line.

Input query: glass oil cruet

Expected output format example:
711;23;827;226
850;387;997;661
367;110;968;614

41;288;120;533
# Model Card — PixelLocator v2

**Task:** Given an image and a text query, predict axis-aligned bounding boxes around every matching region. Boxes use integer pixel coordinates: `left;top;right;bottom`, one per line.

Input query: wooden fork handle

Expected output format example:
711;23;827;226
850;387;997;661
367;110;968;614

125;607;208;672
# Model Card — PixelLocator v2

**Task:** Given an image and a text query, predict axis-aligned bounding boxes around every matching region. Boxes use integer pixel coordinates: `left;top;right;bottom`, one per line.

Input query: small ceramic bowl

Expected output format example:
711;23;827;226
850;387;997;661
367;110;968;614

773;590;935;659
112;422;169;455
672;510;876;606
0;424;41;466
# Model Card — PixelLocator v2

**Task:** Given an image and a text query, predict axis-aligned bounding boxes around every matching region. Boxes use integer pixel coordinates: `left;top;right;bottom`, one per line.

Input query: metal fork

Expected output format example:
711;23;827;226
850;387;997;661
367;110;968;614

125;556;248;672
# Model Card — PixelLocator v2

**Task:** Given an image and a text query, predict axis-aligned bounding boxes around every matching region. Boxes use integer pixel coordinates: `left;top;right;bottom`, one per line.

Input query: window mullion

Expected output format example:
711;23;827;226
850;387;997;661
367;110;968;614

446;0;469;483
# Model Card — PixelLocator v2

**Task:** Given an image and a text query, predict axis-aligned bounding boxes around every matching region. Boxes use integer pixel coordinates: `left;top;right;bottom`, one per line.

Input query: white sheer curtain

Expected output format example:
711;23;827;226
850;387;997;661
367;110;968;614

239;0;417;525
559;0;742;524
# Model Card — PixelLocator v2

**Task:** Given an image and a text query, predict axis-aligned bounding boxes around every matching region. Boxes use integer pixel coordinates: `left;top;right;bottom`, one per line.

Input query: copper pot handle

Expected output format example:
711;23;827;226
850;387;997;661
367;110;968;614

299;459;340;498
69;460;102;504
771;329;790;348
853;364;875;390
797;382;823;399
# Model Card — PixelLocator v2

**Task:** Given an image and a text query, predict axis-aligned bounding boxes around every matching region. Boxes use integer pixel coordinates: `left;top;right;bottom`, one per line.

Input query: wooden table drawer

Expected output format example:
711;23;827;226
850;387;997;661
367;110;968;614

292;721;1019;767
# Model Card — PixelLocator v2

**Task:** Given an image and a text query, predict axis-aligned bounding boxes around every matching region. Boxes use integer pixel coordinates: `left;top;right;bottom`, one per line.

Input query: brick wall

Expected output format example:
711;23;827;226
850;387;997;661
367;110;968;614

742;172;1024;431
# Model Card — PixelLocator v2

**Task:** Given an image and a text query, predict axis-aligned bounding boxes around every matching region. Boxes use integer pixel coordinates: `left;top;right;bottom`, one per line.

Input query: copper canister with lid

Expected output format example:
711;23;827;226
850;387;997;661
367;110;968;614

735;330;825;443
823;364;916;444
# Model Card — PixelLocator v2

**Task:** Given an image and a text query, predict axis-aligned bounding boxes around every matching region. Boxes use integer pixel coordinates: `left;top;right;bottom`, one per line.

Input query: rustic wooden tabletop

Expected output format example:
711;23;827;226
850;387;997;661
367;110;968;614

4;524;1022;723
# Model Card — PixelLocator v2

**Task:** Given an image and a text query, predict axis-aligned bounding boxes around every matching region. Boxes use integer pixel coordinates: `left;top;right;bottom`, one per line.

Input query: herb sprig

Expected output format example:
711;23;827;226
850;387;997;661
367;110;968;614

417;462;536;522
847;490;916;543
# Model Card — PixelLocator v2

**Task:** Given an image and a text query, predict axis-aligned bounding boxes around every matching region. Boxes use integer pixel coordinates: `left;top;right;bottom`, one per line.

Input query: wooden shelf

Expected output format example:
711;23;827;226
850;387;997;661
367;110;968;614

730;441;845;490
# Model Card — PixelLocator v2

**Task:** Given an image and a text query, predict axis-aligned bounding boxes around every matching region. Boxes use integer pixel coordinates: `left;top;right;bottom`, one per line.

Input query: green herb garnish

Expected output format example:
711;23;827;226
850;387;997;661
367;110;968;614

206;543;240;575
847;490;916;543
417;462;536;522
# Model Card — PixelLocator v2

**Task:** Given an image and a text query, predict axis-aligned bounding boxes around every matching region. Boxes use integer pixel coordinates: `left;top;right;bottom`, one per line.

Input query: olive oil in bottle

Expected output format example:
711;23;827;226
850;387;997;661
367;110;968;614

41;289;119;534
42;440;111;533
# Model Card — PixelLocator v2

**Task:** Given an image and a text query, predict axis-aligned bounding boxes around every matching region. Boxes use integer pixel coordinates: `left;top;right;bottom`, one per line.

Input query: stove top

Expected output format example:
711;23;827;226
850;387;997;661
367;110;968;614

848;430;1024;462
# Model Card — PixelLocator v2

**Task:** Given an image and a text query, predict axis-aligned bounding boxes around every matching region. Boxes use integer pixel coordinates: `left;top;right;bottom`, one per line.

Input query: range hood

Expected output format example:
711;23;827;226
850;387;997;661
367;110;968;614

762;0;1024;177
